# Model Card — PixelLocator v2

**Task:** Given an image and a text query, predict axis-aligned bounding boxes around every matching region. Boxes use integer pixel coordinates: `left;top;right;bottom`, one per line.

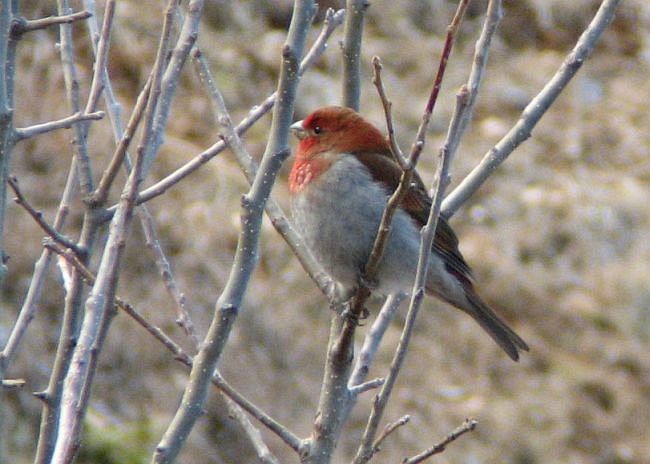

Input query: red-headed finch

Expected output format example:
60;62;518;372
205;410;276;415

289;106;528;361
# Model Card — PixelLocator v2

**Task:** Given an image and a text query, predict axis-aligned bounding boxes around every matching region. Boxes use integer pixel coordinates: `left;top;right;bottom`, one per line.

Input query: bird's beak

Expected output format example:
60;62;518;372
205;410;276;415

290;120;307;140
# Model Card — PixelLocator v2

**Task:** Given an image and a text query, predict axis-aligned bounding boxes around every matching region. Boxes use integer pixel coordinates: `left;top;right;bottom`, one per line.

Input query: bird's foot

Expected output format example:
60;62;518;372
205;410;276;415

340;304;368;326
357;269;378;291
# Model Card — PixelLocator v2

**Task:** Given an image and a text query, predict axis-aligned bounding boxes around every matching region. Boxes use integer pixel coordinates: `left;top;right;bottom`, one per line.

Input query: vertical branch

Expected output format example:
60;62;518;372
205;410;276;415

32;1;103;459
141;0;205;173
48;1;179;461
439;0;503;188
341;0;368;110
353;2;470;462
349;292;406;388
0;0;18;458
56;0;94;196
302;3;369;462
151;2;316;462
0;0;17;286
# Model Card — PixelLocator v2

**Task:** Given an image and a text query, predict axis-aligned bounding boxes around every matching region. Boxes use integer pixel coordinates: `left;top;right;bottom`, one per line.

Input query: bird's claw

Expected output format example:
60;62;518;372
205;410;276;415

340;305;367;327
338;295;370;326
330;297;351;315
357;269;378;291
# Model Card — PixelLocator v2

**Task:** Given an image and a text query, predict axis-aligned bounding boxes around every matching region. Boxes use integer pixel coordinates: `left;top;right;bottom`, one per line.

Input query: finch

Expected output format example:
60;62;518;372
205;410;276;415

289;106;528;361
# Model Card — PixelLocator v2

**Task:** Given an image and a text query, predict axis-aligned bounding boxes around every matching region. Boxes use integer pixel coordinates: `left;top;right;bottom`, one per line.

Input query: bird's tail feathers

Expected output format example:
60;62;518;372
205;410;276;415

461;289;529;361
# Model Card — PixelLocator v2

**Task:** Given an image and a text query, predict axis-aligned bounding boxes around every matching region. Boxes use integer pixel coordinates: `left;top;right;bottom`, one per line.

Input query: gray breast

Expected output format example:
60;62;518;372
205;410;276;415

290;156;422;294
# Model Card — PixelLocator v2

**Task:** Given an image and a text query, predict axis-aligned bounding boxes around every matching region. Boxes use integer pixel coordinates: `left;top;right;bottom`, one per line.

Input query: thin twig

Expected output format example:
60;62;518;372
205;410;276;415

83;0;115;116
371;57;407;169
1;378;26;389
0;160;79;379
7;176;81;253
140;0;205;174
371;415;410;456
90;75;151;206
56;1;95;196
437;0;503;202
222;396;281;464
348;378;385;396
10;10;91;36
14;111;104;140
349;292;406;389
353;3;470;463
442;0;622;216
402;419;477;464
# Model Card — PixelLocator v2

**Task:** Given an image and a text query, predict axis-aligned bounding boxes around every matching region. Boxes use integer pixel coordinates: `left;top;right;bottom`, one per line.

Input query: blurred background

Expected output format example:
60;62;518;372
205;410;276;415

2;0;649;462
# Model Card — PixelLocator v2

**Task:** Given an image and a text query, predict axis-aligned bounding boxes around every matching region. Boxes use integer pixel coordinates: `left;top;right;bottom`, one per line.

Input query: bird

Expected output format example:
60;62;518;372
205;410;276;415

288;105;529;361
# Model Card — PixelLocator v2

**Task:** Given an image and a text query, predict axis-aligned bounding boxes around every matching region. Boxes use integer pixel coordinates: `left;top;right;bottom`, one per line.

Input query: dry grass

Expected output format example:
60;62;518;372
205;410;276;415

2;0;649;462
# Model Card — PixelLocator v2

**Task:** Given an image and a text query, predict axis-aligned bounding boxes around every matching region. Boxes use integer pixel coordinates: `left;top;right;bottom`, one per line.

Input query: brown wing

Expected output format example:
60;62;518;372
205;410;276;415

354;151;473;282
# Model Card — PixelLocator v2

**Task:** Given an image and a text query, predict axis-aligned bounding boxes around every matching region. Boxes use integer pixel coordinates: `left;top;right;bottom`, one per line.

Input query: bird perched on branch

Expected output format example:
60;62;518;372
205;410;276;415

288;105;528;361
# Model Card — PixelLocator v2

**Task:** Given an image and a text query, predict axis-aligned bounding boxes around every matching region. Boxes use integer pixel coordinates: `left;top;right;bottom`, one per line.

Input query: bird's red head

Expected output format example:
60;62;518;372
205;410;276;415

289;106;390;193
291;106;388;159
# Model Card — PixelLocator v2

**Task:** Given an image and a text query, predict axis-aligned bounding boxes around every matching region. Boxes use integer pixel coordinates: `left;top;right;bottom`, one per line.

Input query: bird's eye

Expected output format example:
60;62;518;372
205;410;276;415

313;126;322;135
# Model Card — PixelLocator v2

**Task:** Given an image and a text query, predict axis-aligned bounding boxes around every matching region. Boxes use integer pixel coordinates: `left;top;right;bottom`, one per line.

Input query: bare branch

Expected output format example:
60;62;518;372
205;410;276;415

32;0;103;457
44;240;302;455
402;419;477;464
349;292;406;389
0;158;78;381
442;0;621;216
10;10;91;36
152;2;316;461
119;7;345;211
302;8;346;71
83;0;115;116
91;75;151;206
14;111;104;140
7;176;81;253
50;0;180;459
1;378;26;389
222;396;281;464
432;0;503;213
353;3;470;462
56;0;95;197
371;56;407;169
371;415;410;456
348;378;385;396
341;0;369;110
192;48;333;300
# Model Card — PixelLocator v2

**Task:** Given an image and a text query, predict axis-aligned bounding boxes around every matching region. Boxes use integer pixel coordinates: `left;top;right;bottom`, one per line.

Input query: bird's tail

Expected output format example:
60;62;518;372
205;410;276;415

433;283;529;361
460;289;529;361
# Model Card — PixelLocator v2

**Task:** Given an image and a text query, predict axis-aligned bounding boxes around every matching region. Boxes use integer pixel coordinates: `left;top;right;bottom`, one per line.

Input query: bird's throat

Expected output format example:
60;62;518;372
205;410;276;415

289;155;336;193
